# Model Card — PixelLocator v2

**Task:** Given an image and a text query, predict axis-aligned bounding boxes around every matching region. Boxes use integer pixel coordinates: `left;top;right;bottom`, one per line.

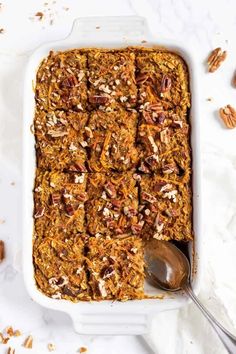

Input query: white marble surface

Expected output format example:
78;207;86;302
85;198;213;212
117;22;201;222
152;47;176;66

1;0;236;353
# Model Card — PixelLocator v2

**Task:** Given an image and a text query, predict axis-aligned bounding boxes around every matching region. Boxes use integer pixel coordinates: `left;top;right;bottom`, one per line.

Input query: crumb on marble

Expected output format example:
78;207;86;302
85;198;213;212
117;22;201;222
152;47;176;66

0;28;4;34
0;240;5;262
7;347;15;354
35;11;44;20
23;335;33;349
48;343;56;351
79;347;88;353
0;219;5;224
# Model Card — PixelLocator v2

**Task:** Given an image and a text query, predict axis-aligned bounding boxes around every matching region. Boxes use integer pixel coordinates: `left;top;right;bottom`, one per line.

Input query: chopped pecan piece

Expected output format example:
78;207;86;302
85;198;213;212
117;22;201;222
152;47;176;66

34;205;45;218
207;47;227;73
68;163;87;172
101;265;114;279
160;129;169;144
131;222;144;234
89;95;109;104
156;112;165;124
162;163;179;174
145;154;159;167
138;161;150;173
160;75;171;93
219;105;236;129
110;199;122;210
104;182;116;198
142;111;154;124
51;193;61;205
65;204;74;216
136;73;149;84
47;129;68;137
141;192;157;203
23;335;33;349
171;120;183;129
77;192;88;202
0;240;5;262
123;206;137;217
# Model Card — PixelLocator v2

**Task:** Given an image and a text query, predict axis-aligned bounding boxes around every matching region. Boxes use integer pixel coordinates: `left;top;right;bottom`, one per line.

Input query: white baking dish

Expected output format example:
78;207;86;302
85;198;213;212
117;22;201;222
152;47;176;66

22;16;202;335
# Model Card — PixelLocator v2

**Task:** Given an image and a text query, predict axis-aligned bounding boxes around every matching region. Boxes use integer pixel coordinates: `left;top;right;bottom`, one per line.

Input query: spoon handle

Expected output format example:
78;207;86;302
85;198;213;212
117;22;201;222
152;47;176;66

184;283;236;354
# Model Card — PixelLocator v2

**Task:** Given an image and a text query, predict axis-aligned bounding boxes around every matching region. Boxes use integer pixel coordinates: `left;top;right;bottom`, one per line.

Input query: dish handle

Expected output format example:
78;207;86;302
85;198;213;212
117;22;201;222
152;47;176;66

67;16;152;43
71;311;151;335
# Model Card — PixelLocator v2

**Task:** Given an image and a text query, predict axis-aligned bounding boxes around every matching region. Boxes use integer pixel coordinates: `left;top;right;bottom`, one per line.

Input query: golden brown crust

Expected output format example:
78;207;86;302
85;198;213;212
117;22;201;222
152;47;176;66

87;109;138;172
33;47;192;302
87;51;137;110
34;171;87;237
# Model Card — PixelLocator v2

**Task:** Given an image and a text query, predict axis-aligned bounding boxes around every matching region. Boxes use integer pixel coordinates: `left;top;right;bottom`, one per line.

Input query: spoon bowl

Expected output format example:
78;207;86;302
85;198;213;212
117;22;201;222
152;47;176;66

144;239;236;353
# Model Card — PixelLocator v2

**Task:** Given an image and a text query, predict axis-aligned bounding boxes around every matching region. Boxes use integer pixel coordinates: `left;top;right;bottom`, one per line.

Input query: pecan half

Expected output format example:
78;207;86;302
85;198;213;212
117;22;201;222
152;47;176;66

160;75;171;93
207;47;227;73
219;105;236;129
0;240;5;262
61;75;78;87
89;95;109;104
148;102;163;113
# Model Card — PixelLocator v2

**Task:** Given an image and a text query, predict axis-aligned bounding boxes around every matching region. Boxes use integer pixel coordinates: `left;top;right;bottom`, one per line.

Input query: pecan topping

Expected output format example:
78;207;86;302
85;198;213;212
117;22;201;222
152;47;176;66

68;163;87;172
34;205;45;218
23;335;33;349
77;192;88;202
51;193;61;205
162;163;179;174
156;112;165;124
141;192;157;203
131;222;144;234
160;75;171;93
101;265;114;279
171;120;183;129
65;204;74;216
160;129;170;144
123;206;137;217
61;75;78;87
145;154;159;167
138;161;151;173
0;240;5;262
153;181;166;192
207;47;227;73
148;102;163;113
219;105;236;129
62;285;75;296
142;111;154;124
89;95;109;104
110;199;122;210
47;129;68;138
104;182;116;198
136;73;149;84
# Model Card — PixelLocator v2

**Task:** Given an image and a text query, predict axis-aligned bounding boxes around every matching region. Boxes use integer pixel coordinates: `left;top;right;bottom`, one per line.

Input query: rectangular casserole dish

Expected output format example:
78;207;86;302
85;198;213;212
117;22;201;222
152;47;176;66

22;16;202;335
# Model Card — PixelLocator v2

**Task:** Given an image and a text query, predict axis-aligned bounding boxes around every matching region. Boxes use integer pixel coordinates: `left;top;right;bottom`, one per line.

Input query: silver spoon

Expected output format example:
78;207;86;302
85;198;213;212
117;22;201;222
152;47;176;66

144;239;236;354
